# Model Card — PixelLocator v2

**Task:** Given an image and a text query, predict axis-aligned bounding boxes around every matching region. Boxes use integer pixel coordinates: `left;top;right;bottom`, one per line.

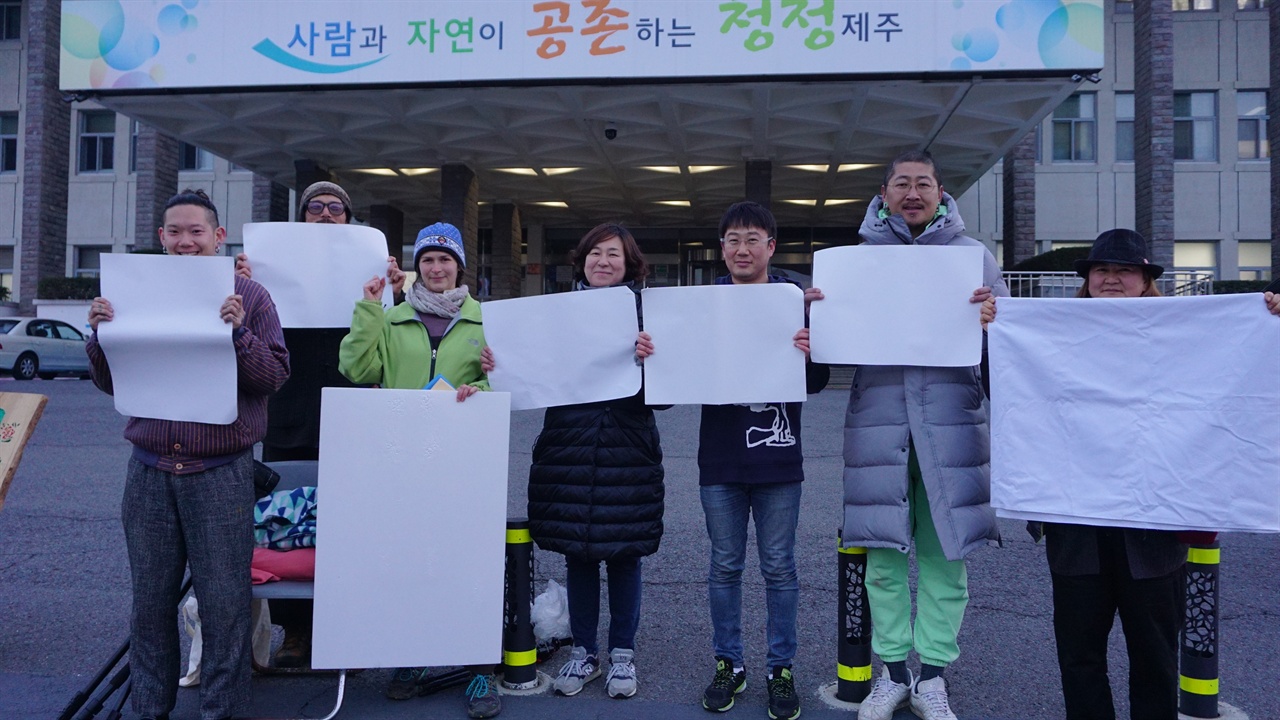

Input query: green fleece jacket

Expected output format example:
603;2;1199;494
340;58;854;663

338;297;490;391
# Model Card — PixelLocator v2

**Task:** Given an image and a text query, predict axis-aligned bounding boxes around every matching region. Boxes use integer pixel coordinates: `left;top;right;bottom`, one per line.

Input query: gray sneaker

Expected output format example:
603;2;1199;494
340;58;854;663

605;648;637;699
910;676;958;720
857;666;912;720
553;646;601;696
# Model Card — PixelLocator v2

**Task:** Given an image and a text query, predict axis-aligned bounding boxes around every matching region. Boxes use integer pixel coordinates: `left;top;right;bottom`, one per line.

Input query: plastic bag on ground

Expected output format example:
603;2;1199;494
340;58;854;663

178;596;273;685
530;579;571;646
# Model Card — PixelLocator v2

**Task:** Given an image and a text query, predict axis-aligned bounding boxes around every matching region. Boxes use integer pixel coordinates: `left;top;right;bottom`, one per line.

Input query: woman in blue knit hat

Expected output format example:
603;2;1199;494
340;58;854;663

338;221;499;719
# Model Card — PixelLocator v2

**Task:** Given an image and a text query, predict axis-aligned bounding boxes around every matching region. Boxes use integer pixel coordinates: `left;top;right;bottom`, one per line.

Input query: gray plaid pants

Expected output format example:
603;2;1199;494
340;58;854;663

122;453;254;720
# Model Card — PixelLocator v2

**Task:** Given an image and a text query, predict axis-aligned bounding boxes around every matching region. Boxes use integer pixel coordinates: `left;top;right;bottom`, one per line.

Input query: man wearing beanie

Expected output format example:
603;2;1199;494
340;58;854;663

235;180;405;669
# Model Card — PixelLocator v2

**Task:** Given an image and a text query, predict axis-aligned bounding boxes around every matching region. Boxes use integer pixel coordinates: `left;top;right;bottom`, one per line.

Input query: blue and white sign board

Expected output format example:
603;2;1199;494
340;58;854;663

312;387;512;669
62;1;1104;91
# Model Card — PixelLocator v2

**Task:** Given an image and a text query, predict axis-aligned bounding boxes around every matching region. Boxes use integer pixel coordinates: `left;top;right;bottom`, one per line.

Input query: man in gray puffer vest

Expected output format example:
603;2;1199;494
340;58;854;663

827;150;1008;720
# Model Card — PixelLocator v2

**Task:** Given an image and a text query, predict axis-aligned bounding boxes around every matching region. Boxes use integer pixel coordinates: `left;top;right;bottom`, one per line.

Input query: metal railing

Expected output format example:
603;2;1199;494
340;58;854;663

1001;271;1214;298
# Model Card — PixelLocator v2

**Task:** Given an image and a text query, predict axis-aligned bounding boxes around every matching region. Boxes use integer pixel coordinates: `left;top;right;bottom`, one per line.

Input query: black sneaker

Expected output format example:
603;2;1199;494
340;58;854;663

702;657;746;712
766;666;800;720
386;666;430;700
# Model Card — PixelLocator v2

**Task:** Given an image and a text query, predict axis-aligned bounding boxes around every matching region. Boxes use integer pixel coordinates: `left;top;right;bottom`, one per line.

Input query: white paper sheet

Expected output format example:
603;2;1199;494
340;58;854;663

809;245;984;366
641;284;806;405
97;254;237;424
311;387;511;669
243;222;393;328
484;285;641;411
989;295;1280;533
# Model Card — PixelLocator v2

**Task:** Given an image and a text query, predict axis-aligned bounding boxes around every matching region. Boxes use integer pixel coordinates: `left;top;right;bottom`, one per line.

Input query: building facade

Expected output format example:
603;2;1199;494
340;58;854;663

0;0;1272;305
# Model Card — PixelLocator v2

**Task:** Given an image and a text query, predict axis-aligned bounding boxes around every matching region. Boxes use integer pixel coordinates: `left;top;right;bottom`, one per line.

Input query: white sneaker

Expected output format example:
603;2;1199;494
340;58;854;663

605;648;637;698
858;666;912;720
910;676;958;720
553;646;600;696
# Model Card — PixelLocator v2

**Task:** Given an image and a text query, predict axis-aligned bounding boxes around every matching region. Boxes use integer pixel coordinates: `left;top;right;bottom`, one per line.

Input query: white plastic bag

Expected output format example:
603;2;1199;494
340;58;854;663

530;579;571;645
178;596;273;686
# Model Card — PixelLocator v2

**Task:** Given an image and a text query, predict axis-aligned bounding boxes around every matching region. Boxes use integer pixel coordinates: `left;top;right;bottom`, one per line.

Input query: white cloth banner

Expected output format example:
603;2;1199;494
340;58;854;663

809;245;984;366
312;387;511;669
243;222;392;328
98;254;237;424
641;284;806;405
989;295;1280;533
484;286;641;411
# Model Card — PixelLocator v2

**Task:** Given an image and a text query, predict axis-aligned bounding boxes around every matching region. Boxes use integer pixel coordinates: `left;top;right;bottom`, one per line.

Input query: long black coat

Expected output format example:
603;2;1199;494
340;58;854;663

527;389;664;561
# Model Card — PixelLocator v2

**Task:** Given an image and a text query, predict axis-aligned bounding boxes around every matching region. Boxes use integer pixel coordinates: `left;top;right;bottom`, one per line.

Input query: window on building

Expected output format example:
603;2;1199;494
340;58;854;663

0;1;19;40
1115;0;1133;12
1173;0;1217;9
1238;242;1272;281
78;111;116;173
179;142;214;171
1053;93;1096;162
1173;242;1218;277
1115;93;1135;162
1237;91;1269;160
1174;92;1217;161
224;243;242;258
0;113;16;172
75;245;111;277
1236;0;1266;9
128;120;138;173
0;246;12;294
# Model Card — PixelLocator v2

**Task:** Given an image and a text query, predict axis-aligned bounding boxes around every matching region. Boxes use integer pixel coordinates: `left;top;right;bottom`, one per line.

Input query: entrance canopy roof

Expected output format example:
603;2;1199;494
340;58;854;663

62;1;1104;230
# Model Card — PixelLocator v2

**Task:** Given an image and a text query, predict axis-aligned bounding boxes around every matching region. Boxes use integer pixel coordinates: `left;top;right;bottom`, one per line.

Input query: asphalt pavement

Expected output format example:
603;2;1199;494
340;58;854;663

0;380;1276;720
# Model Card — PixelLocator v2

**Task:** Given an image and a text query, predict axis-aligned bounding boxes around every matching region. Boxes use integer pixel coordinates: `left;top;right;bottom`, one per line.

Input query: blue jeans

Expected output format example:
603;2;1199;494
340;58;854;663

565;554;643;657
700;482;802;669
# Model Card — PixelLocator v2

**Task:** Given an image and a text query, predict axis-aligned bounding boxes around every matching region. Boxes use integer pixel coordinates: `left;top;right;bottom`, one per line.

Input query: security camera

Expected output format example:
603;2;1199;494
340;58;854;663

604;123;618;141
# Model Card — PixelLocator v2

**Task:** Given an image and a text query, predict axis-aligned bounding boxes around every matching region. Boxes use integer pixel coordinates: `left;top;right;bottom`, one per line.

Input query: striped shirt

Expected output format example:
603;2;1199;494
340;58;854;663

87;275;291;474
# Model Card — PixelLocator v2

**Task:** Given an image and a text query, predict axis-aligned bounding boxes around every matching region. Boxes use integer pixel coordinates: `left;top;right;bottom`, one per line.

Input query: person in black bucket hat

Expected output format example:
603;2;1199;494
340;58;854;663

1072;228;1163;298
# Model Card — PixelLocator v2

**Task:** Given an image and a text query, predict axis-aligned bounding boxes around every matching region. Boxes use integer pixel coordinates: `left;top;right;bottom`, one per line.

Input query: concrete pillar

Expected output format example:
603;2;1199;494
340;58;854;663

1001;132;1038;269
368;204;405;262
1134;0;1174;269
18;0;70;309
251;174;290;223
1270;0;1279;280
294;159;333;197
745;160;772;210
524;223;545;297
491;203;522;300
441;163;479;288
133;124;179;249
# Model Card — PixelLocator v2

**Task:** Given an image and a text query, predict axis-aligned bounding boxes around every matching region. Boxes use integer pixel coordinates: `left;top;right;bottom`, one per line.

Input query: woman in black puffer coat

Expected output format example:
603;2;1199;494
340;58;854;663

527;224;664;699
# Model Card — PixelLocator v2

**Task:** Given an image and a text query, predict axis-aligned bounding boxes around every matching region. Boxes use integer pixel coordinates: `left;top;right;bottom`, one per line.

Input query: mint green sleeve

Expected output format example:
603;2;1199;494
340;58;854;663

338;300;388;385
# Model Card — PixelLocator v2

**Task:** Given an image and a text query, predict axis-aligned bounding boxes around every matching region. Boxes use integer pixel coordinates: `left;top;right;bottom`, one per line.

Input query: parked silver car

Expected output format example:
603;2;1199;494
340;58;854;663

0;317;91;380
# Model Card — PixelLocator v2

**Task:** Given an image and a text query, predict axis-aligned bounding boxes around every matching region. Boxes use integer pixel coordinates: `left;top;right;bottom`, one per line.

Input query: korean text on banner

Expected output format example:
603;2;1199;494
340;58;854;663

243;222;393;327
311;387;511;669
484;285;640;411
641;283;806;406
809;245;984;367
98;254;238;424
988;294;1280;533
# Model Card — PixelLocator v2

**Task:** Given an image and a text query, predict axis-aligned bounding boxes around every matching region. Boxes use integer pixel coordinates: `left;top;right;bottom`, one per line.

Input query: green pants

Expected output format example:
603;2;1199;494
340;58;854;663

865;442;969;667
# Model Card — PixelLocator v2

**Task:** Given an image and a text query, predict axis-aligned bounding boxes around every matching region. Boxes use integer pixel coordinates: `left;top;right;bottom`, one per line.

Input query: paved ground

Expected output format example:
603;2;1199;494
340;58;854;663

1;380;1276;720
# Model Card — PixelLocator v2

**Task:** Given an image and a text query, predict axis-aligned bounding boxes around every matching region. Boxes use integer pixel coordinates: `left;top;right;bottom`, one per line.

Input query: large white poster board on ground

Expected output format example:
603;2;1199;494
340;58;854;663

809;245;984;367
98;254;237;424
641;284;806;405
989;295;1280;533
484;285;640;411
312;387;511;669
243;222;392;327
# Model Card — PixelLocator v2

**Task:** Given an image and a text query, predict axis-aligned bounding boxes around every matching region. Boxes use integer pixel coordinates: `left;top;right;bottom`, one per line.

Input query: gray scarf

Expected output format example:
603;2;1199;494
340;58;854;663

405;281;470;318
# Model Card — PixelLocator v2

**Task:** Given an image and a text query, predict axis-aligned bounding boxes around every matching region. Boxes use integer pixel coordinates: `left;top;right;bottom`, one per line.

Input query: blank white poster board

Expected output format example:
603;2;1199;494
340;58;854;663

989;295;1280;532
484;285;641;410
311;387;511;669
243;222;393;327
641;284;806;405
98;254;237;424
809;245;984;366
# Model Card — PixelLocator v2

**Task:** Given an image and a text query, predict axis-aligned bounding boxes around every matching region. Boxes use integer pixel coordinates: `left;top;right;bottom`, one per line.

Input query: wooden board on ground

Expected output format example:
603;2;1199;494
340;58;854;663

0;392;48;511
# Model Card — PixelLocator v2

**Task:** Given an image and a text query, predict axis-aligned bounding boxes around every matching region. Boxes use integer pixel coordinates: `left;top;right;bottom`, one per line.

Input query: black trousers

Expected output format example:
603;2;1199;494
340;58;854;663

1050;529;1182;720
